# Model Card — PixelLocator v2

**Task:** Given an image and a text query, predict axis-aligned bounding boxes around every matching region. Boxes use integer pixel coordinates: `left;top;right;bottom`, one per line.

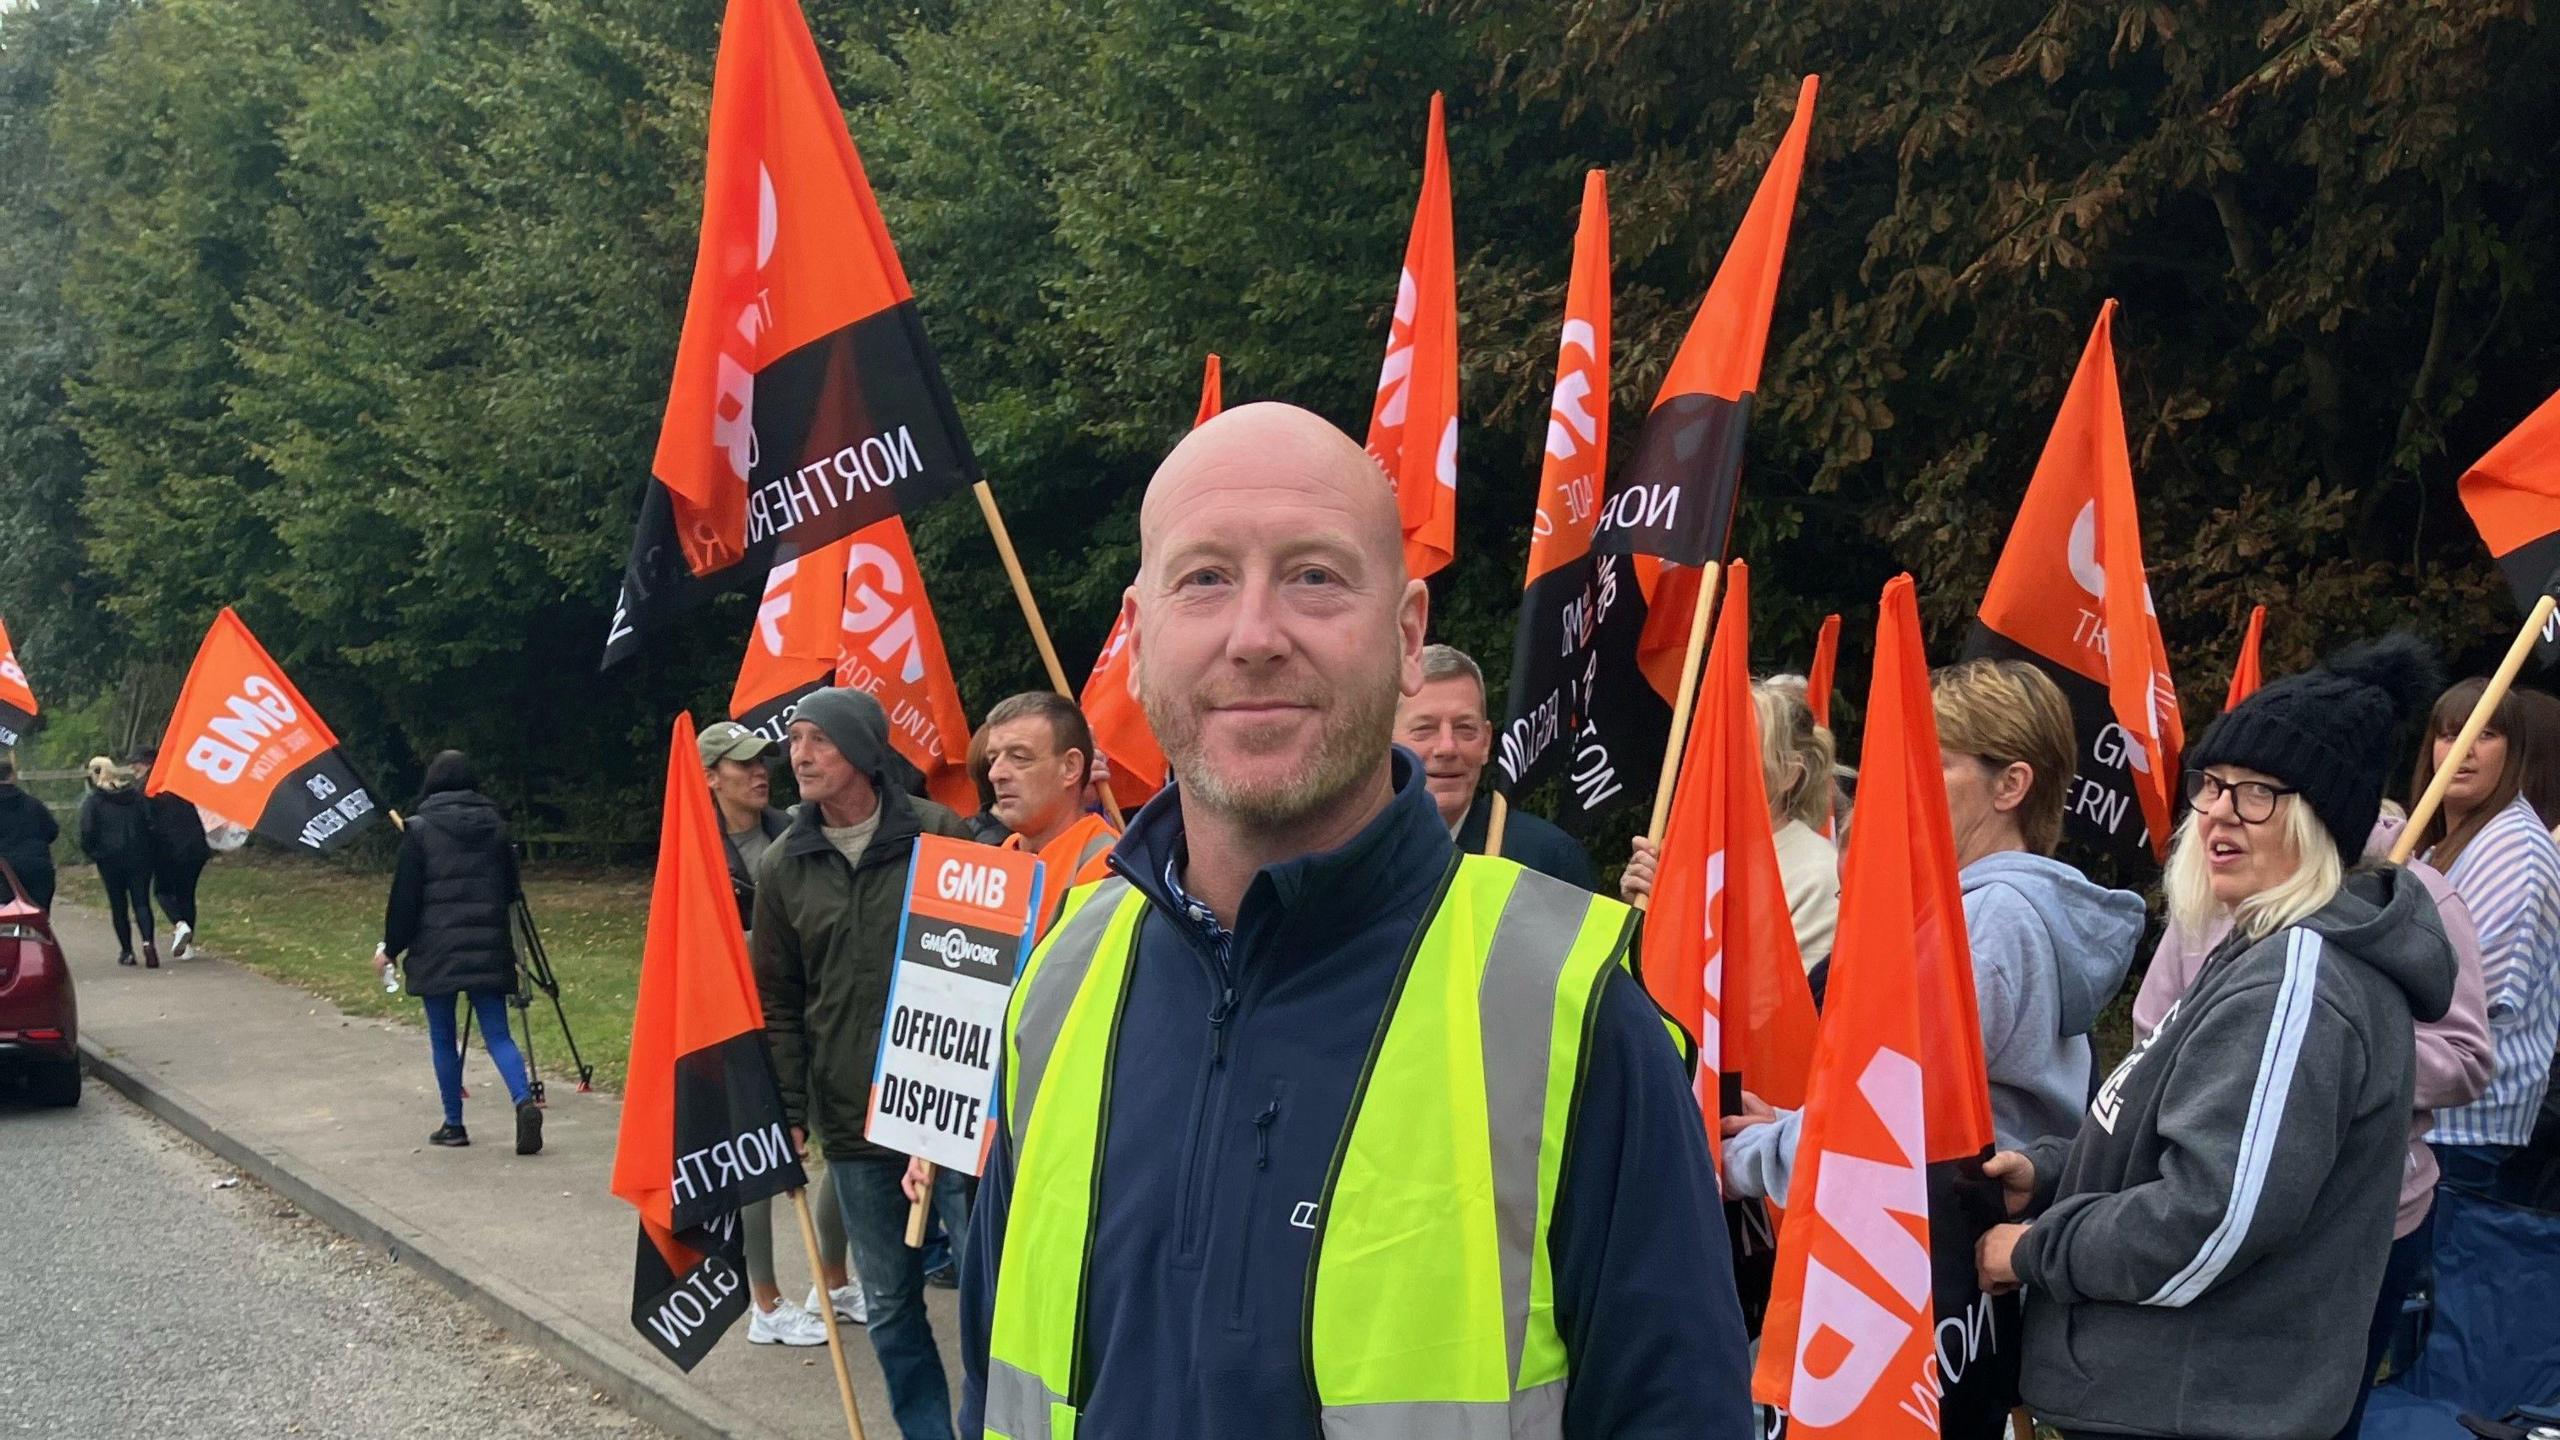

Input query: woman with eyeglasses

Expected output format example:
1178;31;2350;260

1974;636;2457;1440
2130;787;2492;1440
2405;677;2560;1202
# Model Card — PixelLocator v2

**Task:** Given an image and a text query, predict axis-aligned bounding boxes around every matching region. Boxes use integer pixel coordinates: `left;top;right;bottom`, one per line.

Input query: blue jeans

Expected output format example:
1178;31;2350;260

831;1155;971;1440
423;990;531;1126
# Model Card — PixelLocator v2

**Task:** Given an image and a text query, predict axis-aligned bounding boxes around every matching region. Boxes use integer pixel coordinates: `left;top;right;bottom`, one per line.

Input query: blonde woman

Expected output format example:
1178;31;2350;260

1976;637;2456;1440
1620;677;1840;964
77;756;160;967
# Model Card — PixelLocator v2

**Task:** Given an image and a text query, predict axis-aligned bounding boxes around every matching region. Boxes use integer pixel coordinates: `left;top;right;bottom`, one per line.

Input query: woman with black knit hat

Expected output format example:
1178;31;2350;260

1973;635;2459;1440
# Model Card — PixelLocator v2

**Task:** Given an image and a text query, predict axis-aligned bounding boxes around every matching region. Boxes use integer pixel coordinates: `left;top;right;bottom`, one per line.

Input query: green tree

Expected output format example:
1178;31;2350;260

0;0;129;689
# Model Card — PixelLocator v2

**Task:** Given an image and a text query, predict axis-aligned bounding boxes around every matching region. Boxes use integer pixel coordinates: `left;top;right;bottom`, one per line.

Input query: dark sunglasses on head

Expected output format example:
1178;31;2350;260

2183;769;2297;825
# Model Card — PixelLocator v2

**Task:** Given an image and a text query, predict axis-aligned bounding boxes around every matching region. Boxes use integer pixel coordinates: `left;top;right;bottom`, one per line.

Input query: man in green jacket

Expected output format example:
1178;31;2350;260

751;686;971;1439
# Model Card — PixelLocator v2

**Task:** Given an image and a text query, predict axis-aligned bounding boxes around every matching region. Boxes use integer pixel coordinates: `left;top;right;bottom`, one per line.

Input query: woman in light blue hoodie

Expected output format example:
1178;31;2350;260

1723;659;2142;1437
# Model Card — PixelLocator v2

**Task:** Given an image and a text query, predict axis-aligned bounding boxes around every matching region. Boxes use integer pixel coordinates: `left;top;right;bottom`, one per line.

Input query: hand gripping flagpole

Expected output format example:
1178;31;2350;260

1635;563;1725;913
2391;594;2556;865
972;480;1128;828
792;1185;871;1440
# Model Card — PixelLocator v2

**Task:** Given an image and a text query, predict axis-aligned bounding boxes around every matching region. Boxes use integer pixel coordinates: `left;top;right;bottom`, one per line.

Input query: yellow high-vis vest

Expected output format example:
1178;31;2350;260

983;855;1641;1440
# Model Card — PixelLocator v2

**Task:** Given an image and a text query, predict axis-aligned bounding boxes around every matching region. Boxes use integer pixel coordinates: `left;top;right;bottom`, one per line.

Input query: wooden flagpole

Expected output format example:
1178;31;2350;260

1634;563;1724;912
2390;594;2555;865
970;480;1126;828
905;1164;936;1248
1483;794;1510;857
792;1186;870;1440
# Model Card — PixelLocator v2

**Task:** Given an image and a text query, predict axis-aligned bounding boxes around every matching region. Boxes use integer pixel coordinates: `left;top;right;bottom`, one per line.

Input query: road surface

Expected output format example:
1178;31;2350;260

0;1076;667;1439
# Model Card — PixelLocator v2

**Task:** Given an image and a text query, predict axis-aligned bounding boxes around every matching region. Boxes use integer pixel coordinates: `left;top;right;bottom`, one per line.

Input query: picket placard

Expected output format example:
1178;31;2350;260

865;834;1043;1175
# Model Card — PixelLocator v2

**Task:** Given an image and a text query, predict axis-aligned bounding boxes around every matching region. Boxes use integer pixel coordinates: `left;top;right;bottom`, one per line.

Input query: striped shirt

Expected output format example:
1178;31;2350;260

2426;794;2560;1148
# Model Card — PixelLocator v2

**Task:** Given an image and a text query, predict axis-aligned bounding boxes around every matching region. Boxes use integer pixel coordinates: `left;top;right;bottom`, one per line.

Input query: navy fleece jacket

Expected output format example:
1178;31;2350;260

958;750;1753;1437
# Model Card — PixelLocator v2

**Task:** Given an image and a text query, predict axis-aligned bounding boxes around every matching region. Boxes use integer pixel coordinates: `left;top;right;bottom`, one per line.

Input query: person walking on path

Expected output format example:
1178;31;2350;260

1975;636;2457;1440
78;755;160;967
0;753;59;909
131;745;214;959
751;686;973;1440
698;717;869;1347
2405;676;2560;1202
958;403;1754;1439
1397;643;1598;888
377;751;541;1156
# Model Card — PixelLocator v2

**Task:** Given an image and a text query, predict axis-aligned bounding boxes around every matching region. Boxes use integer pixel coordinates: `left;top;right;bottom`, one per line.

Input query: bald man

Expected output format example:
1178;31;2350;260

958;404;1750;1439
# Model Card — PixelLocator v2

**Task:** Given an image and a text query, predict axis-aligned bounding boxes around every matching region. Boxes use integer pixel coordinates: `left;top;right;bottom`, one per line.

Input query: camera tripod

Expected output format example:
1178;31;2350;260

454;894;595;1102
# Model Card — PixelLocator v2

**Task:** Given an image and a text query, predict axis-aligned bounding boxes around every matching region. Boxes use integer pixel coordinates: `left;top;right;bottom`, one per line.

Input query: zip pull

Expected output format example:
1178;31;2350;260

1207;984;1236;1062
1253;1095;1281;1170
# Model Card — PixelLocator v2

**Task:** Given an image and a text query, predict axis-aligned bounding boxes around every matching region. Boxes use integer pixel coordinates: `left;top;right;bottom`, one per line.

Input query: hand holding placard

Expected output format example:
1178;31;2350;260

867;834;1046;1245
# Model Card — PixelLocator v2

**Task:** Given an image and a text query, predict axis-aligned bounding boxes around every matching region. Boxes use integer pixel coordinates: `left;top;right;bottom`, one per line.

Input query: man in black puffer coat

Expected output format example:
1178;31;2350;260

381;750;541;1154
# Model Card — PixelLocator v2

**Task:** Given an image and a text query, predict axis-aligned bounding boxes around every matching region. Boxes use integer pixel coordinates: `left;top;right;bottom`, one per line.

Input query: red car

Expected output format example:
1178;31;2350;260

0;859;77;1107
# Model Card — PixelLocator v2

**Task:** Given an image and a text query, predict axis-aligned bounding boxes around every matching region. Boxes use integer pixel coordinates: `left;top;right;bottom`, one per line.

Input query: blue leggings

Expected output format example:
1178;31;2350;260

423;990;532;1125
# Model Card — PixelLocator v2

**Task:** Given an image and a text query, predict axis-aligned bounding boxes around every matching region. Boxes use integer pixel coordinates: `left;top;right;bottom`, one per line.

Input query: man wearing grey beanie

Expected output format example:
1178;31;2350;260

750;686;974;1438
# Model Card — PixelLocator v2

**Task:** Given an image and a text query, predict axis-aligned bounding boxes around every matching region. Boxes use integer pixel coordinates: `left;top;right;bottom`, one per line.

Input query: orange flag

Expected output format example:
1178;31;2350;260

1964;302;2183;863
1079;356;1228;812
1593;76;1819;704
724;512;975;813
1754;575;1995;1435
1810;610;1843;836
605;0;976;668
2457;387;2560;662
0;617;36;750
1808;612;1842;729
1363;91;1459;581
727;537;845;739
828;514;977;816
144;609;382;853
1195;352;1224;429
1495;170;1638;817
2224;604;2266;712
1640;561;1820;1163
611;714;806;1370
1081;612;1163;811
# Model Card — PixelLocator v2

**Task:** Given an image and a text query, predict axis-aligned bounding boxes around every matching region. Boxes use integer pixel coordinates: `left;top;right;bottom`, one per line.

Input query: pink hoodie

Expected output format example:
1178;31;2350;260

2133;824;2493;1237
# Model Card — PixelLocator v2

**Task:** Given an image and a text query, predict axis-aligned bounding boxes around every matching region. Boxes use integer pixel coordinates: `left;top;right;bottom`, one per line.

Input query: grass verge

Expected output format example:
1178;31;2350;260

57;851;650;1092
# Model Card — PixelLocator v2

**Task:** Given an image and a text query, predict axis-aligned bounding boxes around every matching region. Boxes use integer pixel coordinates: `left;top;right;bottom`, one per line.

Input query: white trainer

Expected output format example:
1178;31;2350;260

747;1297;827;1347
170;922;194;961
808;1282;868;1326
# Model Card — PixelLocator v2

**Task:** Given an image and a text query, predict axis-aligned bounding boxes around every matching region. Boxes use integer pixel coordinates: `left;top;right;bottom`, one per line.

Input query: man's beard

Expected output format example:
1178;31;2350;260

1144;661;1400;832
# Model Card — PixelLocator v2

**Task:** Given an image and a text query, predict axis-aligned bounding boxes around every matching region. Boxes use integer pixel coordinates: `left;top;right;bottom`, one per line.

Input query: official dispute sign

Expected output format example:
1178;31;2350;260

866;834;1043;1175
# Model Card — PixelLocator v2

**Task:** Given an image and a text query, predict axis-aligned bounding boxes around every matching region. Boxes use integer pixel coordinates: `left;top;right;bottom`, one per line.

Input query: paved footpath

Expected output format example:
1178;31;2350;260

52;901;962;1440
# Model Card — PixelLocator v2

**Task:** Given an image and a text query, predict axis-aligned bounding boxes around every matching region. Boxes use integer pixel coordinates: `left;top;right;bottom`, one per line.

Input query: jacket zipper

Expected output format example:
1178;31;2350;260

1173;924;1240;1264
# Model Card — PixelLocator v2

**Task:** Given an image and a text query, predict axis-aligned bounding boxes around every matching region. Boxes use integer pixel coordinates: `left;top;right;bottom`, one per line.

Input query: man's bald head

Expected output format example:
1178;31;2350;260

1138;403;1404;586
1119;400;1428;840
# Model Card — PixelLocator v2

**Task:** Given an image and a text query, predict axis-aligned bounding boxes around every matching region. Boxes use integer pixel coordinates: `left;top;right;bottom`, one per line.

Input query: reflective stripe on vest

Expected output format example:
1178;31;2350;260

987;856;1634;1439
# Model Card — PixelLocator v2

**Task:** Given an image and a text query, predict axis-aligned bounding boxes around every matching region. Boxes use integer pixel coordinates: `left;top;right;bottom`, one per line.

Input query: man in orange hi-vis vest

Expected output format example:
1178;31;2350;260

975;690;1119;935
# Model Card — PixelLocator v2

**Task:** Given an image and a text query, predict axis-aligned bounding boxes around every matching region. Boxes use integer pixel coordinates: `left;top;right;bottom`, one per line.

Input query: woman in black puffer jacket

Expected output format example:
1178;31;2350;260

378;751;540;1155
78;756;160;967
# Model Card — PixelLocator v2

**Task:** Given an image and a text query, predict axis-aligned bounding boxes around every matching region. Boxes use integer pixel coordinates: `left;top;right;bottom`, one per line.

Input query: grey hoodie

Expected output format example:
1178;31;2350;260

1721;850;2141;1204
2011;866;2456;1440
1963;852;2145;1149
